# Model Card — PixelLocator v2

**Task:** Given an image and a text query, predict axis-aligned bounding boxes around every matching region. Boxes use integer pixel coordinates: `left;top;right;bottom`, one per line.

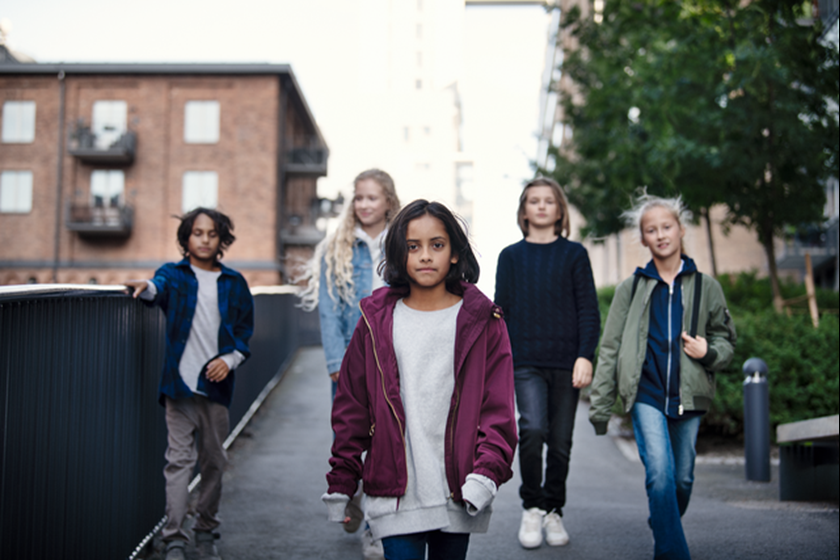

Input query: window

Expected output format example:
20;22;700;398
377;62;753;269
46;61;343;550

90;170;125;208
184;101;220;144
0;170;34;213
182;171;218;212
92;101;127;149
2;101;36;143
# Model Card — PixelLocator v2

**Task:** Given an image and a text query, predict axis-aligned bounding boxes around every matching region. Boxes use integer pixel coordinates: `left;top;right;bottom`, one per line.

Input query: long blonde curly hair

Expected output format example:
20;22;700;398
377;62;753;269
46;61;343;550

298;169;400;311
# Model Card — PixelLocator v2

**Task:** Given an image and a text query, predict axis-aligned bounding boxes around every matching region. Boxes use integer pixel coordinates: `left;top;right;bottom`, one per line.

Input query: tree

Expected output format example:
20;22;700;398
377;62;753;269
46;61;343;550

546;0;838;307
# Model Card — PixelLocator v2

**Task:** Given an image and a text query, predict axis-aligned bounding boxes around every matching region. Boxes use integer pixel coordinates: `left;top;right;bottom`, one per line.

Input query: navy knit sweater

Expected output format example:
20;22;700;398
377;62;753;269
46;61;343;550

494;237;600;370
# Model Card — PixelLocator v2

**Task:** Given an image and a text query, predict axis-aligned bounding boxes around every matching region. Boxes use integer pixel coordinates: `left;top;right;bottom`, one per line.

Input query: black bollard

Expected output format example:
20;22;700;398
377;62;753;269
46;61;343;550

742;357;770;482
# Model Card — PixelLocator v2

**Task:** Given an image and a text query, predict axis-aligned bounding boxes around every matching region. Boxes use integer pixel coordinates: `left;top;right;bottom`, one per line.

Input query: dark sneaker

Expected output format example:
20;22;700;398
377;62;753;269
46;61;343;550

195;531;221;560
164;541;186;560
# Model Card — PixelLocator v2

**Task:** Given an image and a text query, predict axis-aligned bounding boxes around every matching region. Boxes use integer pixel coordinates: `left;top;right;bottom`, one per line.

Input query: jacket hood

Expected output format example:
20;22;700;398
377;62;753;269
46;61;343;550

359;281;503;377
360;281;499;322
635;255;698;282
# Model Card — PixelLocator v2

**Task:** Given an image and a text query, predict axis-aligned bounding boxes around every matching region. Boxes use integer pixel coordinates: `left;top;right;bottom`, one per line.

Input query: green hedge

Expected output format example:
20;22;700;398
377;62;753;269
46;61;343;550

593;272;840;441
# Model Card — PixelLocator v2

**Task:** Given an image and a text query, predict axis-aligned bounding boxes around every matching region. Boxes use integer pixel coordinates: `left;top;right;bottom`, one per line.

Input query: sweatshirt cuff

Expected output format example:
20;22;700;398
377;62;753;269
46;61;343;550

461;473;497;516
322;492;350;523
220;351;246;371
697;347;718;367
138;280;157;301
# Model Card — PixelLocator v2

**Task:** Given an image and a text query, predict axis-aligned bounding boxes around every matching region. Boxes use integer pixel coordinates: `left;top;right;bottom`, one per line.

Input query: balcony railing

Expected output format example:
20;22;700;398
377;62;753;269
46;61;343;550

68;123;137;165
285;146;328;176
777;217;839;271
0;285;319;560
66;202;134;238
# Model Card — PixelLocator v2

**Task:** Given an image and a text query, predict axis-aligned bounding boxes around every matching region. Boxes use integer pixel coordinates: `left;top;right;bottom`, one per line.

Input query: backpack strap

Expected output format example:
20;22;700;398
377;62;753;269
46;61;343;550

689;272;703;338
631;274;642;301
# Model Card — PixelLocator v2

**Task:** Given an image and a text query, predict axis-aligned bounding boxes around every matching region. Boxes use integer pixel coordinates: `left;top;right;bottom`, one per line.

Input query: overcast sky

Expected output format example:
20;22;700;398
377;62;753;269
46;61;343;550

2;0;550;294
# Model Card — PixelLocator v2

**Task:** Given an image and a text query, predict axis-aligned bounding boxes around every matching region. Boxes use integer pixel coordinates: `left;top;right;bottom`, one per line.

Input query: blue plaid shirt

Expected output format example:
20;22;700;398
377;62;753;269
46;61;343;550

145;258;254;407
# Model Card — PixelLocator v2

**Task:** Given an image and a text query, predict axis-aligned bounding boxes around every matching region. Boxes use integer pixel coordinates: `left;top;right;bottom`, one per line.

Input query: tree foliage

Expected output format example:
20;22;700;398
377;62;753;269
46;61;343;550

545;0;839;304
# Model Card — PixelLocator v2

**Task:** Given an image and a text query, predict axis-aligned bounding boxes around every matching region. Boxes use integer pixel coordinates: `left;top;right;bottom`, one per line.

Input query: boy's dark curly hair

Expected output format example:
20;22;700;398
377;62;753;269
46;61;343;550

176;207;236;261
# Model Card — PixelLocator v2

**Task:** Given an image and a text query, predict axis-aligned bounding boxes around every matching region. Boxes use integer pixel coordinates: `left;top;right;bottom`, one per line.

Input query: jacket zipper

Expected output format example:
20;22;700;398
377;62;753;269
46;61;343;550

448;381;461;498
665;282;674;416
360;307;408;494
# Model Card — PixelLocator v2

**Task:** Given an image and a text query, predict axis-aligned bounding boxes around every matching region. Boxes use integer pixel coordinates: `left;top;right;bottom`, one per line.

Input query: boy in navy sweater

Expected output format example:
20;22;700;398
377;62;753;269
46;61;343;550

495;178;600;550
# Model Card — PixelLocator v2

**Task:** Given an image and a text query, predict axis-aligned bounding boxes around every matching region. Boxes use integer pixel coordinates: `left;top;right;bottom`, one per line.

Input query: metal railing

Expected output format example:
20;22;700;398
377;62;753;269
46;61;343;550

66;202;135;237
0;284;318;559
68;122;137;165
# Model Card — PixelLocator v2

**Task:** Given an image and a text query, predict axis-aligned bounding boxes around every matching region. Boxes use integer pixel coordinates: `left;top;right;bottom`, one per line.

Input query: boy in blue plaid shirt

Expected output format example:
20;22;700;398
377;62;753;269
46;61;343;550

126;207;254;560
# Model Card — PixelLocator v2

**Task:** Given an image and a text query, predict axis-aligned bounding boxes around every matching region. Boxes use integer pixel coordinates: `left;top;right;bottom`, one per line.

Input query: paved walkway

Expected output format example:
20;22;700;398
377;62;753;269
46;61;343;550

207;347;837;559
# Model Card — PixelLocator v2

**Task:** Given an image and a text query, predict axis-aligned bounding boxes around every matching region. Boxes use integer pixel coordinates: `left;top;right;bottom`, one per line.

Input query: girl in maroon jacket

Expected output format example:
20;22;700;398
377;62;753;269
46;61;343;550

322;199;518;560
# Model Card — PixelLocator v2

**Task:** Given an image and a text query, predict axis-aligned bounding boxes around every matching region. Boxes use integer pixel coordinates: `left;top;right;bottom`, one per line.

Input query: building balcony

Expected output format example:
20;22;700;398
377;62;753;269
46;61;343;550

68;123;137;165
285;146;327;176
777;217;839;272
66;203;134;238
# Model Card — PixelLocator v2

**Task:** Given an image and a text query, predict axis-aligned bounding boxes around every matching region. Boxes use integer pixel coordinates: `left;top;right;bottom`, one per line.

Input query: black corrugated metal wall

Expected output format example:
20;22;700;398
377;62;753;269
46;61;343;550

0;288;318;559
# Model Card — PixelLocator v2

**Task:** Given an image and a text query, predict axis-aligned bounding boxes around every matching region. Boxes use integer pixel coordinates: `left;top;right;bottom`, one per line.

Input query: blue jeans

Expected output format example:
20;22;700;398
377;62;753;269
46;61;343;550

514;366;579;514
381;531;470;560
632;402;702;560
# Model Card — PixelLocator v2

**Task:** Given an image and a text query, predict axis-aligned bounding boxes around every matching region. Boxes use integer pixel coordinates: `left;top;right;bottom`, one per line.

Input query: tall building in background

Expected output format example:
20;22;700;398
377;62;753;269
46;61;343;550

0;60;328;287
316;0;475;228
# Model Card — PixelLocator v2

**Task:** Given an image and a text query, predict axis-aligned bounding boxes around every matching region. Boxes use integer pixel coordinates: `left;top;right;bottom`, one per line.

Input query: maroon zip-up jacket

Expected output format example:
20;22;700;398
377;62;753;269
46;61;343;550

326;281;517;503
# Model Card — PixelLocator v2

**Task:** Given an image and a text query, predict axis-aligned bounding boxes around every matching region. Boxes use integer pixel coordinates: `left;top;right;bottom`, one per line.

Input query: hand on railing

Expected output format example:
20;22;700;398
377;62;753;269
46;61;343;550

125;280;149;298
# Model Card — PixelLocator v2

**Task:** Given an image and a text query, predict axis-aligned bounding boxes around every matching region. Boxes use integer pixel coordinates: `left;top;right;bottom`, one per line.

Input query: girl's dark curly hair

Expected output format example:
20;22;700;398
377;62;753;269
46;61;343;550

381;199;479;291
176;207;236;261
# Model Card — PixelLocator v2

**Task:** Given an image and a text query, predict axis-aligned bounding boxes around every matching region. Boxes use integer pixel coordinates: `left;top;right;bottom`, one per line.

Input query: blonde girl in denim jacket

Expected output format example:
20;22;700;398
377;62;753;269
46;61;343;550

300;169;401;391
299;169;400;556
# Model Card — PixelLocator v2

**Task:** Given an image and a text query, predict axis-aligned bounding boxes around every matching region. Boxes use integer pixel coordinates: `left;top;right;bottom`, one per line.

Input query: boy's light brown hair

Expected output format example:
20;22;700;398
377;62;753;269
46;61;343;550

517;177;571;238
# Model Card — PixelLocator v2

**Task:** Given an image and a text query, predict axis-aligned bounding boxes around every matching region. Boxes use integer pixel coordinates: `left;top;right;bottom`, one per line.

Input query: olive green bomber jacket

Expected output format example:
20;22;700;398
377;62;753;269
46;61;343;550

589;271;737;435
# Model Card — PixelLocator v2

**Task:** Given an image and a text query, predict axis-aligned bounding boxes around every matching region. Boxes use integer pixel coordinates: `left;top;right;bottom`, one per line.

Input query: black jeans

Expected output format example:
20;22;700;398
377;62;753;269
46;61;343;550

514;366;579;514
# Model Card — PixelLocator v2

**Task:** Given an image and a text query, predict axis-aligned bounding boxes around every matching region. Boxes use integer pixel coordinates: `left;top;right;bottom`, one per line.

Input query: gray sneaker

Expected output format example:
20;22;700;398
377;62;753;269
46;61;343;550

195;531;221;560
164;541;186;560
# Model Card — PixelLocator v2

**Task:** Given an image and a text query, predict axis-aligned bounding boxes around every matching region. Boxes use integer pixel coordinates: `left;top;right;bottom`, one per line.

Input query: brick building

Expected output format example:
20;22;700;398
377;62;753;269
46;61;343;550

0;58;329;287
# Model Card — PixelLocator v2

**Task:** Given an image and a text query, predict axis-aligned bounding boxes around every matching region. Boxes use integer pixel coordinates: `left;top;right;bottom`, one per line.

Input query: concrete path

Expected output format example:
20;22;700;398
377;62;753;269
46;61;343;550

212;347;837;560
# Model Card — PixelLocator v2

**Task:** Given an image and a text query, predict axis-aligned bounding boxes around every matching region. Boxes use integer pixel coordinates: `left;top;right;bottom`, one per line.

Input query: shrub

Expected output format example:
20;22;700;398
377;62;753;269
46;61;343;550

706;311;839;440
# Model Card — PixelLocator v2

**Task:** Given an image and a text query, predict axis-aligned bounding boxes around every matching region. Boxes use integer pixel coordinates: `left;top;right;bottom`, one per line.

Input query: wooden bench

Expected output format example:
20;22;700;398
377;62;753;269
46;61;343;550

776;414;839;502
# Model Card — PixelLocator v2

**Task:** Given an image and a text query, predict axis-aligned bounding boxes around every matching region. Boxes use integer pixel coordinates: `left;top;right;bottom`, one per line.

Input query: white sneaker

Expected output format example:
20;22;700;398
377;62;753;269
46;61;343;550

543;511;570;546
518;507;545;549
361;527;384;560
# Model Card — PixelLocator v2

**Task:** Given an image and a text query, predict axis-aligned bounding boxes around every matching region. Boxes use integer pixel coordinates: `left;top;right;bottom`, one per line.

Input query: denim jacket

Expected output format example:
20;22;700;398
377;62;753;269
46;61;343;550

144;259;254;407
318;239;374;374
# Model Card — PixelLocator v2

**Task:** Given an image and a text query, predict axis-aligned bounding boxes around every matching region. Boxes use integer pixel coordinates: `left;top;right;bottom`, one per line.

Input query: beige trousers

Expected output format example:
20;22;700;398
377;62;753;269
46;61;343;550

162;395;229;543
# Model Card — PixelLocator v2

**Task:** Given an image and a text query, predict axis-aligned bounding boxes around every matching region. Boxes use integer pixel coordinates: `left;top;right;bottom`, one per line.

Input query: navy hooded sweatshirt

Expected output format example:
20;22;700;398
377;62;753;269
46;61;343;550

634;256;703;419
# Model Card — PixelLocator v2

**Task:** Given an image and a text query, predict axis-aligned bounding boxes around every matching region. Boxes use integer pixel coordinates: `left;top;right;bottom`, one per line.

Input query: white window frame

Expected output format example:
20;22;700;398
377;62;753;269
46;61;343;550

182;171;218;212
2;101;36;143
92;100;127;149
0;170;34;213
90;170;125;208
184;101;220;144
